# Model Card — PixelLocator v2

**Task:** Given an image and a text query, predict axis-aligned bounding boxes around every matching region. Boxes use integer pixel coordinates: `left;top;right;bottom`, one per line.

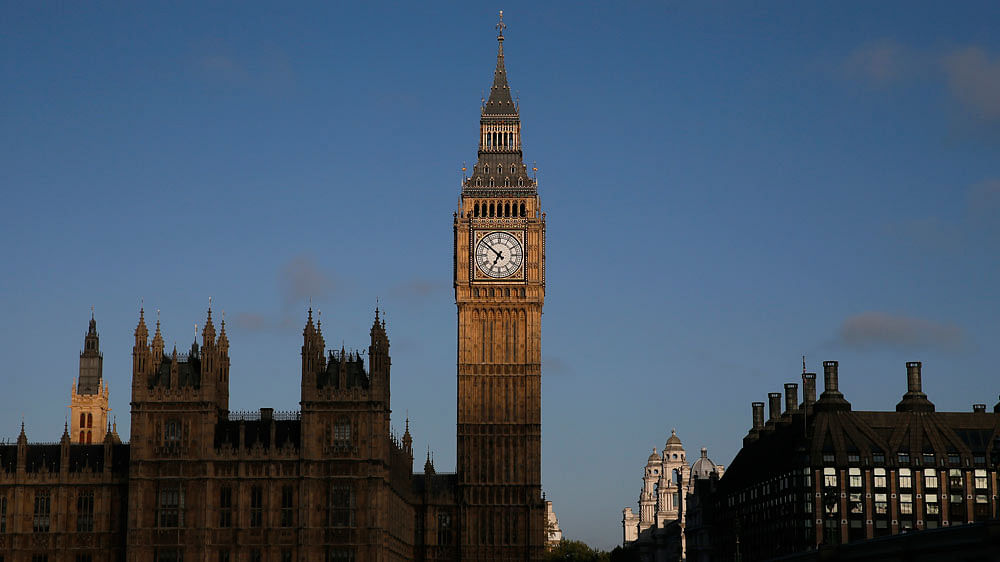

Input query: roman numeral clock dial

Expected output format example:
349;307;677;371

474;231;524;279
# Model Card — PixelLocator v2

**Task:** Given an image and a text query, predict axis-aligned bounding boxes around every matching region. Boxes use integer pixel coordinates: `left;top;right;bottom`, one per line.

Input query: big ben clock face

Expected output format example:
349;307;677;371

475;231;524;279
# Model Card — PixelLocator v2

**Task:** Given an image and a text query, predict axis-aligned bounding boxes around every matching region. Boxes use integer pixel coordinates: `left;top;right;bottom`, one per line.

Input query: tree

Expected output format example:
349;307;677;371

542;539;611;562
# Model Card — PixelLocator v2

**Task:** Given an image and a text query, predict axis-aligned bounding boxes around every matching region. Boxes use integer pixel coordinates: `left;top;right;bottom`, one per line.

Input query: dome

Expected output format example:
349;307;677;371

647;447;660;464
691;447;717;480
664;428;684;450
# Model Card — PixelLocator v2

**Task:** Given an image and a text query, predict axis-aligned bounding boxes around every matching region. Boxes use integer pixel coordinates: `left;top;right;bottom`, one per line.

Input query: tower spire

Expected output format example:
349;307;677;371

484;10;515;114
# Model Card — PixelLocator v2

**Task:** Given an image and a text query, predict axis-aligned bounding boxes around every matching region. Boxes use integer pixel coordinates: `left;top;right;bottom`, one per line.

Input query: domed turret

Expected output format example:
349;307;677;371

691;447;718;480
647;447;659;464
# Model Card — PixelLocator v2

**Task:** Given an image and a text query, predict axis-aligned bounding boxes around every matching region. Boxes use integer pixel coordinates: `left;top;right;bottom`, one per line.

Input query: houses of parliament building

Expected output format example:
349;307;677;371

0;14;547;562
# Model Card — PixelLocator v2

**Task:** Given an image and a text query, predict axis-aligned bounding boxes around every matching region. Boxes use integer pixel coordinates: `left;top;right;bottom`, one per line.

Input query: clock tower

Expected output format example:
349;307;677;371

454;12;546;560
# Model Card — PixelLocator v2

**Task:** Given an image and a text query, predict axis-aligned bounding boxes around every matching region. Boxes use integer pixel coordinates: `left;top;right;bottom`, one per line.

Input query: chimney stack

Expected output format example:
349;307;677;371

801;372;817;407
784;383;798;414
823;361;839;393
815;361;851;411
896;361;934;413
906;362;922;393
752;402;765;430
973;404;986;413
768;392;782;422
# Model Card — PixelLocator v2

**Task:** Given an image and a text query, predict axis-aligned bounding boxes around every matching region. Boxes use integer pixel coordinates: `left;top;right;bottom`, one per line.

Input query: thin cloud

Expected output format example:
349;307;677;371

942;47;1000;121
843;40;912;86
842;41;1000;124
544;356;570;376
231;256;336;334
390;279;445;301
280;256;336;307
837;312;965;352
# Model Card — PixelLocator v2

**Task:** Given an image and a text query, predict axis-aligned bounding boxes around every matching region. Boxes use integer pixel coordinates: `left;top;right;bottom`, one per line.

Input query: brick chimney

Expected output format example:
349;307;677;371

801;372;816;407
815;361;851;412
784;383;798;414
895;361;934;413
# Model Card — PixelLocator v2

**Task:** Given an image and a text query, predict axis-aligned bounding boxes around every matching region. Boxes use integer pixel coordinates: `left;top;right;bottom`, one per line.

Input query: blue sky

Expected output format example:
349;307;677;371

2;1;999;550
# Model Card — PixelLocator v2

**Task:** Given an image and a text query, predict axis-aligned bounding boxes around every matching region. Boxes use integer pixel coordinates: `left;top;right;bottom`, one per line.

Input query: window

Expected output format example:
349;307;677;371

438;512;453;545
974;454;986;465
326;549;354;562
898;452;910;465
822;453;835;464
219;486;232;528
899;493;913;515
80;413;86;429
87;413;93;428
164;420;180;443
848;453;860;464
925;493;939;515
333;419;351;445
948;454;961;466
874;493;888;515
924;468;938;489
281;485;294;527
33;490;51;532
848;468;862;488
158;485;183;528
898;468;913;489
250;485;263;528
281;551;292;562
77;490;95;532
949;469;963;489
249;550;261;562
874;467;887;489
0;495;6;533
849;493;863;515
923;453;935;466
329;483;354;527
823;467;837;487
156;550;182;562
219;551;230;562
873;451;885;465
974;469;988;489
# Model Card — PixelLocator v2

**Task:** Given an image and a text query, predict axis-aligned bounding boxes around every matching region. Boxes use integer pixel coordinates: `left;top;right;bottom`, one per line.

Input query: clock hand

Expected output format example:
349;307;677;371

492;251;505;266
486;244;503;259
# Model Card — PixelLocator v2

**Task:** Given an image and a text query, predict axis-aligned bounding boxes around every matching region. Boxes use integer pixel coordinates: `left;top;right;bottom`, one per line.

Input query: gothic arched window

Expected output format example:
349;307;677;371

164;420;180;443
80;413;86;429
333;418;351;446
87;413;92;428
474;203;480;217
520;202;526;217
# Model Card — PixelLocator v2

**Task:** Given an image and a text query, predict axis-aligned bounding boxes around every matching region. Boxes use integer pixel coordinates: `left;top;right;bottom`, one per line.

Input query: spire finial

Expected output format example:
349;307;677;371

91;305;95;320
496;10;505;39
194;323;198;342
802;355;807;374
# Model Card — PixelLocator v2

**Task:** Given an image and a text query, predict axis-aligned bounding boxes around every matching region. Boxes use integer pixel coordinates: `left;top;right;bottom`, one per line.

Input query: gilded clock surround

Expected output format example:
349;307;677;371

472;229;526;281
